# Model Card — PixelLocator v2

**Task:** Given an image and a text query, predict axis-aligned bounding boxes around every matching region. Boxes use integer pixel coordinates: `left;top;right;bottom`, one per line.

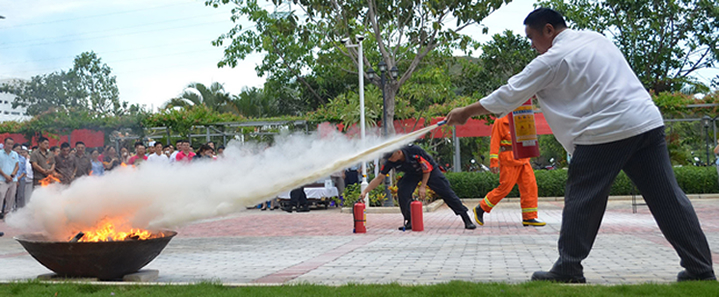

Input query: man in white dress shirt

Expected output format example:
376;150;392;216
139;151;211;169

147;142;169;163
446;8;714;283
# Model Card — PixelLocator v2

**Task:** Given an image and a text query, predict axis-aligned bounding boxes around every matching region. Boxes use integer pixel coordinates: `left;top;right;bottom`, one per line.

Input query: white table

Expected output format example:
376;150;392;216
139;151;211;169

277;187;339;199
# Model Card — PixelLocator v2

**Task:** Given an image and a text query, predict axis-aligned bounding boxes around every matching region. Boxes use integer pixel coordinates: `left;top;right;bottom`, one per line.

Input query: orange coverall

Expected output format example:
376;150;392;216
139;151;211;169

479;115;539;220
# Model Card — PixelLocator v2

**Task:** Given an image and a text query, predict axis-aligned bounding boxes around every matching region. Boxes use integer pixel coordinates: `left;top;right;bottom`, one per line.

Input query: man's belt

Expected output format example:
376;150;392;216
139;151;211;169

500;146;512;152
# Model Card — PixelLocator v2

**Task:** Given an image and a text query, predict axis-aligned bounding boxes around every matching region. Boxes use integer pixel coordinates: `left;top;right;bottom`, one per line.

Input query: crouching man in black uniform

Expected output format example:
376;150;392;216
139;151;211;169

361;144;476;230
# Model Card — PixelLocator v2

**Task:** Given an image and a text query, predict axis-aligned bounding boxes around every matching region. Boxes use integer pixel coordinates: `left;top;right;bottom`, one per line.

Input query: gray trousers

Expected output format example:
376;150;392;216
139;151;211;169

15;179;25;208
551;127;714;277
0;180;17;214
24;181;33;206
331;176;345;197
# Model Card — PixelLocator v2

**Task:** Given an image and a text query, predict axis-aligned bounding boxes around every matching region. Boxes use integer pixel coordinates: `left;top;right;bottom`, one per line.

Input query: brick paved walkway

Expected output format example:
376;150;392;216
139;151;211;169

0;198;717;284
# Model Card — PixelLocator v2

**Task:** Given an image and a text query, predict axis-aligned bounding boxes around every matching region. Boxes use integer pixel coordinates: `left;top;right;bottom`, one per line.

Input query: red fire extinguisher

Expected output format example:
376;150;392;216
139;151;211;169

410;199;424;232
353;202;366;233
508;99;540;160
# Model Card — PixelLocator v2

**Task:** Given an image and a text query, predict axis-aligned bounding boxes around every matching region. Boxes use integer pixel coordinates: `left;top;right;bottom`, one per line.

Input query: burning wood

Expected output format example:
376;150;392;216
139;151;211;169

69;232;85;242
39;175;61;187
68;218;165;242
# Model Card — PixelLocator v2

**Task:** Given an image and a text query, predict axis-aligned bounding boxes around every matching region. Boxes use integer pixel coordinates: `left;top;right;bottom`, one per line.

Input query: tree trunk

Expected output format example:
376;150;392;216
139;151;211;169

384;81;399;136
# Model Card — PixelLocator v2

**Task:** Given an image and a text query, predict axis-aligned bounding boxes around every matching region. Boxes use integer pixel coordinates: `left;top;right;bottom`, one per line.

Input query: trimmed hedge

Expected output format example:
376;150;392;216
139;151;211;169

445;166;719;198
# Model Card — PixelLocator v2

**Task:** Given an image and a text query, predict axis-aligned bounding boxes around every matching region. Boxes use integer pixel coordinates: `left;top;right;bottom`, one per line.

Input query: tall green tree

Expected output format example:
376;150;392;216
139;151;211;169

1;51;128;116
164;82;234;114
454;30;536;97
538;0;719;93
206;0;512;134
72;52;125;116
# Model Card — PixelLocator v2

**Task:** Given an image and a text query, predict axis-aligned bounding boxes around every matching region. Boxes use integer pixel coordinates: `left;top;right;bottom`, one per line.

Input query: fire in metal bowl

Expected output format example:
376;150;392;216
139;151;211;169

15;230;176;280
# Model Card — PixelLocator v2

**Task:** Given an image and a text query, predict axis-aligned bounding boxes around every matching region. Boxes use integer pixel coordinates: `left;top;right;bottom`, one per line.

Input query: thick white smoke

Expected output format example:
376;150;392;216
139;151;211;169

6;126;437;241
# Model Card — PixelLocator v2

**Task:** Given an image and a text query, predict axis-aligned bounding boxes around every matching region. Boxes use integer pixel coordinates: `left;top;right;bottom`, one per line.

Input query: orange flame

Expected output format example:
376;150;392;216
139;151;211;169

89;170;93;176
120;162;127;167
39;175;61;187
70;217;164;242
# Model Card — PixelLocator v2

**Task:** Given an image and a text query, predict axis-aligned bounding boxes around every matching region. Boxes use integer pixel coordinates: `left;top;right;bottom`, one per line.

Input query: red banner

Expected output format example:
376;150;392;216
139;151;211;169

0;129;105;148
325;114;553;138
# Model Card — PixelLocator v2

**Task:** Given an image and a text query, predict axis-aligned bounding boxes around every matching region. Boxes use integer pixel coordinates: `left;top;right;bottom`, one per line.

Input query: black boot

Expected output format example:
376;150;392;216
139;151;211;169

461;212;476;229
677;270;717;281
297;204;310;212
531;271;586;283
398;220;412;231
473;205;484;226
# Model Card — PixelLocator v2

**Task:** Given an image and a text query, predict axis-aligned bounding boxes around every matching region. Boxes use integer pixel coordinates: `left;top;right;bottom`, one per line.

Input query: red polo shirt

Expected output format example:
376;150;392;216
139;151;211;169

127;155;148;165
175;151;196;162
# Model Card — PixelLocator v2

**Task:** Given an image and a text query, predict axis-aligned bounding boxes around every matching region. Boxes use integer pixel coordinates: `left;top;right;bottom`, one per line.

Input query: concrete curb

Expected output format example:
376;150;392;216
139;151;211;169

340;199;445;214
339;194;719;214
461;193;719;203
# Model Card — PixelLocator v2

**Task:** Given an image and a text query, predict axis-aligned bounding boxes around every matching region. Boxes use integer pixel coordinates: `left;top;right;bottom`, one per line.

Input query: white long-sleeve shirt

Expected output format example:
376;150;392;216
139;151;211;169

479;29;664;154
147;153;169;163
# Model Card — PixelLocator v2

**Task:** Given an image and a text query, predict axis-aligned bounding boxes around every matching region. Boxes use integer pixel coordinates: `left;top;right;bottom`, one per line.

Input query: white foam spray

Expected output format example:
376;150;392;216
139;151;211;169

7;124;441;240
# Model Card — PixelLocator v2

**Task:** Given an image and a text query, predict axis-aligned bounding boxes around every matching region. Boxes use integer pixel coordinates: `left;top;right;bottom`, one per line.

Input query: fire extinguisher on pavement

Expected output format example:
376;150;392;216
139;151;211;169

353;201;366;233
508;99;540;159
410;199;424;232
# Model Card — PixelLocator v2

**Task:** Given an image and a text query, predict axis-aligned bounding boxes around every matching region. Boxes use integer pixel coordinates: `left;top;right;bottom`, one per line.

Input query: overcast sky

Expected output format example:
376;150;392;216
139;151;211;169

11;0;703;112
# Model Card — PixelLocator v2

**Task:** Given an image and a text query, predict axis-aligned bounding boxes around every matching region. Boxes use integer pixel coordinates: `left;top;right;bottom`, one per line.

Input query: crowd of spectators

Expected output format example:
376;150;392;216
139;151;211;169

0;137;223;219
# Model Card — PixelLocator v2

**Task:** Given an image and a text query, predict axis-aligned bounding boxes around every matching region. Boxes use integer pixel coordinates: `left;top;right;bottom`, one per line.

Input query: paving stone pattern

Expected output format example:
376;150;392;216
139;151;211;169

0;199;717;285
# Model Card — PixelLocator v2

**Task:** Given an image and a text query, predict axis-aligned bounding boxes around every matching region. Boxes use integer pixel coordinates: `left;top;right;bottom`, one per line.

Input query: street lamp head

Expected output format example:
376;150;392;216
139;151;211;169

340;37;351;45
703;115;711;127
378;61;387;73
356;35;365;41
390;66;399;80
367;68;376;79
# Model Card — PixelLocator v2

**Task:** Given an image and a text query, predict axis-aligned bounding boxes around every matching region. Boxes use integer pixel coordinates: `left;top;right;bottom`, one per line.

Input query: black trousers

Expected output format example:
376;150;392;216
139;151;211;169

397;169;468;222
551;127;714;276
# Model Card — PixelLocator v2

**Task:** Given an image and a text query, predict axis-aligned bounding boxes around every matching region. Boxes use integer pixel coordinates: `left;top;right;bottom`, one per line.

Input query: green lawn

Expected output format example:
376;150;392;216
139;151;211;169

1;280;718;297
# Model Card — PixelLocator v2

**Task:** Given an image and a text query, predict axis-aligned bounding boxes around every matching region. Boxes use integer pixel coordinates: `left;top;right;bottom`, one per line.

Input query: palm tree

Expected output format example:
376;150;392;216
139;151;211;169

231;87;280;118
164;82;234;113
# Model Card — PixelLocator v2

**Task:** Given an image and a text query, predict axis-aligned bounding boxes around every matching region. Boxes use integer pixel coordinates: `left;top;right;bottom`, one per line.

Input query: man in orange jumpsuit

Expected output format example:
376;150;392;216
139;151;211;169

473;114;545;226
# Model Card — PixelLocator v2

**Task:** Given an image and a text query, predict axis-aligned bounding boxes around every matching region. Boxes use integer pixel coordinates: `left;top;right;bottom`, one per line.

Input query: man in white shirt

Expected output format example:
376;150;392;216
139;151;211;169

0;138;19;218
24;147;33;205
446;8;714;283
169;140;181;163
147;142;169;163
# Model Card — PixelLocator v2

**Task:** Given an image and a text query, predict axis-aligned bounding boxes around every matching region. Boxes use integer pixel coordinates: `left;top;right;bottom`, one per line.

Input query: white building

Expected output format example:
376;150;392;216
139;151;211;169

0;79;32;122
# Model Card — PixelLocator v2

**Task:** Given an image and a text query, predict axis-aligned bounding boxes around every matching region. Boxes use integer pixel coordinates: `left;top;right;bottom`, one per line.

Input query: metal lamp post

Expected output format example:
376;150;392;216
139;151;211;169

703;115;711;166
342;36;369;204
368;61;399;206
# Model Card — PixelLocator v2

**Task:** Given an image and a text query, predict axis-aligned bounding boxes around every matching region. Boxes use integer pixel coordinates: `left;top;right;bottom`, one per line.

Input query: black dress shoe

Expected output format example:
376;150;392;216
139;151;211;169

461;213;476;229
473;205;484;226
398;221;412;231
297;205;310;212
677;270;717;282
531;271;586;283
0;232;4;237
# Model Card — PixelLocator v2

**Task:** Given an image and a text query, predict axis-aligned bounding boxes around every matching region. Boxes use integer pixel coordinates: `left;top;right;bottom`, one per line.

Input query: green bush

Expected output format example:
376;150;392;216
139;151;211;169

340;183;388;207
446;166;719;198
